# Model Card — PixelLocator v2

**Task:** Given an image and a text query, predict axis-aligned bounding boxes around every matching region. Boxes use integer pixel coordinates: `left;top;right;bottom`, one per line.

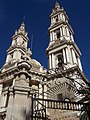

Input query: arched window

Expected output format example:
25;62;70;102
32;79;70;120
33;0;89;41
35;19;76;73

56;16;58;22
55;29;60;39
57;52;64;68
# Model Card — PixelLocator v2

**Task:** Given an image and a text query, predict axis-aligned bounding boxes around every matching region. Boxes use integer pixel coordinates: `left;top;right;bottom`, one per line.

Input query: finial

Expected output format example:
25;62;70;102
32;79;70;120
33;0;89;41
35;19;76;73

22;16;25;25
18;17;26;33
20;17;25;29
55;0;60;9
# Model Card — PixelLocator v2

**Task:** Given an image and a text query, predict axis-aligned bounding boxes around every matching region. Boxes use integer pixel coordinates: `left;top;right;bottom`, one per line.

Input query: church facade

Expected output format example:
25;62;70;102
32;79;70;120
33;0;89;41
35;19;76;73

0;1;87;120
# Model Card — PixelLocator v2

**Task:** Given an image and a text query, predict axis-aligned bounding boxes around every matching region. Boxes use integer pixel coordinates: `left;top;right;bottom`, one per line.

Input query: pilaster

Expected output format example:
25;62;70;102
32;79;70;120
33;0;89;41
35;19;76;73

49;54;52;69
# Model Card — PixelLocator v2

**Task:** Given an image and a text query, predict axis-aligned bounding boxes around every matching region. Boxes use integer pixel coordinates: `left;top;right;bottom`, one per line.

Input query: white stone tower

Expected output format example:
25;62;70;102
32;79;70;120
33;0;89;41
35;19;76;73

46;1;87;120
47;1;82;72
5;22;32;64
46;1;87;91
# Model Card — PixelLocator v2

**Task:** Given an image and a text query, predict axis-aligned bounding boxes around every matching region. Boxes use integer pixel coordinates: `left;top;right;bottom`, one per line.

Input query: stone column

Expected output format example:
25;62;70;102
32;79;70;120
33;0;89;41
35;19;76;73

60;27;63;36
50;32;53;42
0;84;3;95
62;27;66;36
66;27;70;37
49;54;52;69
71;34;74;41
63;49;66;64
60;14;63;21
58;14;60;21
52;53;55;68
62;14;65;21
12;79;15;86
71;49;77;64
52;32;55;41
68;46;73;65
24;41;27;48
77;57;83;71
53;18;55;24
13;51;17;60
6;54;11;63
65;47;70;63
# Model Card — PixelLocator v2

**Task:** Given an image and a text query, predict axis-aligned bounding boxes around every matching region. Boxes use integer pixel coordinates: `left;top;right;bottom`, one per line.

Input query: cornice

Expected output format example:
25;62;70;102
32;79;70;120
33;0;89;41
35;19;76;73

48;22;74;35
7;44;27;53
12;32;29;41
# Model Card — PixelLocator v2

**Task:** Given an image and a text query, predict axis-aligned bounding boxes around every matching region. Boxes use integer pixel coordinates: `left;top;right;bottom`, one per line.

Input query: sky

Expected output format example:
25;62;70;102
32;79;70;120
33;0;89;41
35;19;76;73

0;0;90;81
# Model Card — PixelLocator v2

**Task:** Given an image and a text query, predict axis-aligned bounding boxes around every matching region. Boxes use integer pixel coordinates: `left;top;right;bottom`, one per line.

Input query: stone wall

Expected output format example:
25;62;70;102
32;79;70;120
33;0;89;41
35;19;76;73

48;109;79;120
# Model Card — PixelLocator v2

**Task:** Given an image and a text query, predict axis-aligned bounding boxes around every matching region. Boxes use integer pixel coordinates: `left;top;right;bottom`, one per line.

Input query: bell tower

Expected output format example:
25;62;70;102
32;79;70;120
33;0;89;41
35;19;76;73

0;21;46;120
5;22;32;64
47;1;82;72
46;2;87;119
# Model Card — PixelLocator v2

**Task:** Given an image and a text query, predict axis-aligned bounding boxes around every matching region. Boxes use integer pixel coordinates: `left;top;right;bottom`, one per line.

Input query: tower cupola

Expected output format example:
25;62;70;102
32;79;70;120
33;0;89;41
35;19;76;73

12;21;29;48
49;1;73;43
5;22;32;64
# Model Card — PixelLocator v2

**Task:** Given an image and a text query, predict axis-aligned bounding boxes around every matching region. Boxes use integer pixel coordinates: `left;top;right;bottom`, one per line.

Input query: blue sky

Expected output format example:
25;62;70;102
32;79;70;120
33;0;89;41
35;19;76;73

0;0;90;81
